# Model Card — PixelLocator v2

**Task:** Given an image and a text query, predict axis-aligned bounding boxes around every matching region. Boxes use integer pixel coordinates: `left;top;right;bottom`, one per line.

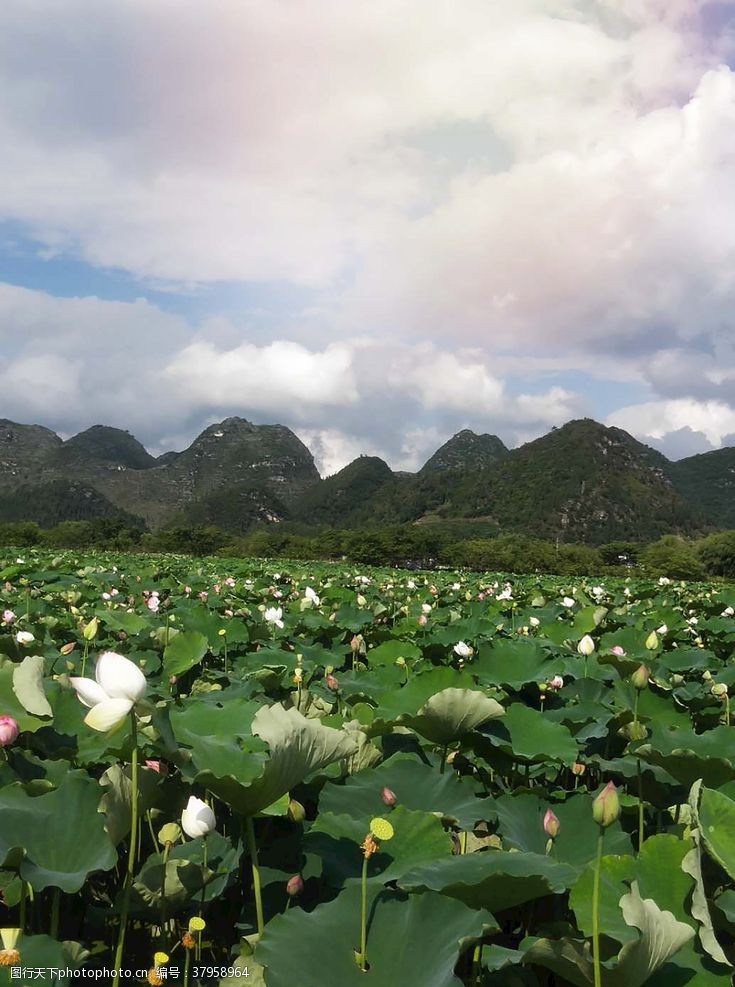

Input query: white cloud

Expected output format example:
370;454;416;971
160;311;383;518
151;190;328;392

607;398;735;450
163;340;356;415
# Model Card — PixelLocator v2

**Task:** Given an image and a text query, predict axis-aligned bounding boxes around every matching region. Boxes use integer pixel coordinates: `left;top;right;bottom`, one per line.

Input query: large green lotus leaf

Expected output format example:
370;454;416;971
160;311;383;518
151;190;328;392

0;770;117;891
0;934;84;986
163;629;209;677
698;786;735;881
133;855;210;910
571;837;693;946
404;688;504;745
170;696;268;784
494;793;632;874
256;885;490;987
97;609;149;636
0;661;48;733
653;648;714;674
306;806;452;887
526;884;694;987
481;703;578;764
12;654;52;717
473;640;558;689
319;752;490;829
400;849;576;912
636;727;735;788
98;763;163;845
169;830;242;902
369;667;476;725
366;640;421;667
198;704;359;816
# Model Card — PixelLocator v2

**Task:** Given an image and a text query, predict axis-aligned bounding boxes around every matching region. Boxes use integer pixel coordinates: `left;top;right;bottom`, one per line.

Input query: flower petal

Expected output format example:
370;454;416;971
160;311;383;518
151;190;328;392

69;677;109;709
84;698;133;732
95;651;147;702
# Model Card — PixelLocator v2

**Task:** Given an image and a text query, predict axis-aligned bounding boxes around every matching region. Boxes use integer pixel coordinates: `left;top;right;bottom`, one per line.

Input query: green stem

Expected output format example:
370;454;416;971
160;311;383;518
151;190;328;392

439;745;448;774
592;826;605;987
50;887;61;940
359;853;369;972
637;758;644;852
19;879;27;932
160;843;171;947
471;944;483;985
184;946;191;987
196;837;208;961
147;810;161;853
112;714;138;987
245;816;264;935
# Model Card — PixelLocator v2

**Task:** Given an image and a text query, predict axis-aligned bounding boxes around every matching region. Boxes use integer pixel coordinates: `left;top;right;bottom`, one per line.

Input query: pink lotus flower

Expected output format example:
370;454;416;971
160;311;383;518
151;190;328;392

0;715;19;747
2;610;16;625
610;645;626;657
144;760;168;776
417;614;428;626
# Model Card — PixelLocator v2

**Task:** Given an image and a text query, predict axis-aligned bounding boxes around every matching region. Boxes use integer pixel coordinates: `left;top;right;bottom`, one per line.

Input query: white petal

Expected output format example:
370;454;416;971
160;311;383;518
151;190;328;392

181;796;216;838
84;698;134;732
95;651;147;702
70;677;109;709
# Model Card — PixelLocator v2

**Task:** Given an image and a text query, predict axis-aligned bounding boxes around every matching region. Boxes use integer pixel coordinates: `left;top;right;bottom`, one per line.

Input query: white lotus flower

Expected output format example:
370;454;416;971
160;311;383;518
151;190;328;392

264;606;284;629
304;586;320;605
15;630;34;645
561;597;575;608
658;576;671;586
657;623;668;635
722;606;734;617
453;641;472;658
70;651;147;732
577;635;595;657
181;796;216;838
497;586;513;601
529;616;540;627
591;586;604;599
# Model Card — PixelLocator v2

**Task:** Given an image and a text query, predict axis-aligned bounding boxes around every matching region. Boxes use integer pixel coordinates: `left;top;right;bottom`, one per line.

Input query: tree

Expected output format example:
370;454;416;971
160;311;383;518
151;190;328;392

640;536;705;580
697;531;735;578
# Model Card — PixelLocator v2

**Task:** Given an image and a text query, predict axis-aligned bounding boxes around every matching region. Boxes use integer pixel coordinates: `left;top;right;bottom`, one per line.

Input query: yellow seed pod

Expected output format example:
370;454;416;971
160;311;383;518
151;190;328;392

154;951;169;966
369;817;394;841
188;916;206;933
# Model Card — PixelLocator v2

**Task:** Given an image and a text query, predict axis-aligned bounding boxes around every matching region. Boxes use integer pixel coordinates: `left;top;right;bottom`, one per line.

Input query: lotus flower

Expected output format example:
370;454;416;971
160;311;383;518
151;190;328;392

2;610;15;625
304;586;320;605
15;631;34;646
0;716;19;747
181;796;216;838
543;808;560;838
70;651;147;732
264;606;284;629
577;635;595;657
453;641;472;659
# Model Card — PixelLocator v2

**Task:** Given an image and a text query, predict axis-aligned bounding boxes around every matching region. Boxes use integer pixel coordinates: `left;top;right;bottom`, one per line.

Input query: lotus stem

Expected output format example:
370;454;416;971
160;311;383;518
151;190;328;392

19;880;27;932
591;825;604;987
245;816;264;935
471;944;483;984
50;887;61;939
637;758;644;851
359;853;369;972
196;836;208;960
160;841;171;947
112;713;139;987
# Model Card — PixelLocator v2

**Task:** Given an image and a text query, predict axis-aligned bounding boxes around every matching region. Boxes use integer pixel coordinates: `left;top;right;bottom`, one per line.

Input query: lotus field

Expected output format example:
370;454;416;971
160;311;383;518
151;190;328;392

1;552;735;985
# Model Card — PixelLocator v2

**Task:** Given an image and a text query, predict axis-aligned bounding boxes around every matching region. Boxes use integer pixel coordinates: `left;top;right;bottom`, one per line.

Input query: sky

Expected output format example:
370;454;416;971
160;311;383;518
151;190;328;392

1;0;735;476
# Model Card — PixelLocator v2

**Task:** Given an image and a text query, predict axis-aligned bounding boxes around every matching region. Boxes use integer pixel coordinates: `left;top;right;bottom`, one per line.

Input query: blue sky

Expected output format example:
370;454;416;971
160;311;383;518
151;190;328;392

0;1;733;473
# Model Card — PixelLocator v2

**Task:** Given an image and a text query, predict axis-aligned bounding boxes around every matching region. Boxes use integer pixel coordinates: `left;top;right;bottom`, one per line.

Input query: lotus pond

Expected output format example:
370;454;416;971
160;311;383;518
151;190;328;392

0;550;735;985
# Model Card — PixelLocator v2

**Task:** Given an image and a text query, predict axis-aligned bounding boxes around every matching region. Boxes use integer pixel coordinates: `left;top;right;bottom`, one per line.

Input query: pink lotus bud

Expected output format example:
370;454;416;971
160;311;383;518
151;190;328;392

325;674;339;691
2;610;15;625
286;874;304;897
543;808;560;838
547;675;564;691
144;760;168;776
381;787;397;808
417;614;428;626
631;664;650;690
610;645;626;657
592;781;620;828
0;715;19;747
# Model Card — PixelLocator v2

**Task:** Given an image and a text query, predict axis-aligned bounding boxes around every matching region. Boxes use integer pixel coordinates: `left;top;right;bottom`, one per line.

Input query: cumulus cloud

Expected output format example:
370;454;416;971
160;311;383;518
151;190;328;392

607;398;735;455
0;1;734;463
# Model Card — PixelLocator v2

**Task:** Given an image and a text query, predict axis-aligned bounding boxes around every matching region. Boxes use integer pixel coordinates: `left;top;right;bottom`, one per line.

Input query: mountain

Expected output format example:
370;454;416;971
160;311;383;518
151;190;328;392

57;425;157;470
669;446;735;528
292;456;395;526
420;429;508;473
0;416;319;529
0;414;730;542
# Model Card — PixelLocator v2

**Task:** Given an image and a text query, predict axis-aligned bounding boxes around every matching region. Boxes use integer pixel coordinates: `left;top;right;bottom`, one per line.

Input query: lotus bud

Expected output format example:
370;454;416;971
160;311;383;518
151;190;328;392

181;796;216;838
711;682;728;700
702;670;712;682
610;645;626;657
577;635;595;657
645;631;659;650
325;673;339;691
543;808;560;839
670;673;684;687
0;716;19;748
571;762;586;776
158;822;182;847
381;787;397;808
60;642;75;655
631;664;650;691
288;799;306;823
286;874;304;897
592;781;620;828
351;634;365;654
